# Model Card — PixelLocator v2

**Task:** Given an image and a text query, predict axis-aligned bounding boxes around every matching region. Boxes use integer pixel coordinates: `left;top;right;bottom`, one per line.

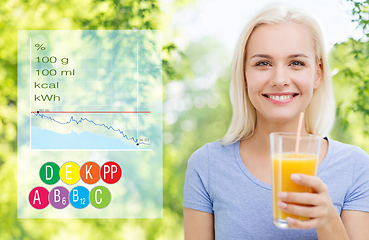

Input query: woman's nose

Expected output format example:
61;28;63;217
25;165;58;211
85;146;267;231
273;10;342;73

270;66;290;87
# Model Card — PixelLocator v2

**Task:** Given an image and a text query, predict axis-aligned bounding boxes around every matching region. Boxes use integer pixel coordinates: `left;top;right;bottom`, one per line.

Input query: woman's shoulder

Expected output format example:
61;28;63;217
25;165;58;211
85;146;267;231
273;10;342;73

190;140;237;159
328;138;369;167
187;140;238;168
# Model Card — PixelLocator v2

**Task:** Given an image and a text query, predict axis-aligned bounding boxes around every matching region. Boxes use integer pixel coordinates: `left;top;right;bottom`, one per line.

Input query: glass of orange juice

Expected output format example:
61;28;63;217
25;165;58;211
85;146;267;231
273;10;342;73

270;132;322;229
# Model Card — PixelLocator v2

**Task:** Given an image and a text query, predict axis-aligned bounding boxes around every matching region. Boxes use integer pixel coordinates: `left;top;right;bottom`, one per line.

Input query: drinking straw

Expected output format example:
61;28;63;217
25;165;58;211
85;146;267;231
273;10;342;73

295;112;304;154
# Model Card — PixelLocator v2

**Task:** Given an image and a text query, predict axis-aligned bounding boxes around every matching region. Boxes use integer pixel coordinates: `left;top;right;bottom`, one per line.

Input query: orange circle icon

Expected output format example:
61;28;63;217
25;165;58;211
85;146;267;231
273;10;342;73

80;161;100;184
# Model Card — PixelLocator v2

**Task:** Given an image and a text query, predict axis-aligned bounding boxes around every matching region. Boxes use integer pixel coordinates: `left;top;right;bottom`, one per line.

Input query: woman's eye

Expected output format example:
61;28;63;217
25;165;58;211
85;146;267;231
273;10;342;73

256;61;270;67
290;61;305;66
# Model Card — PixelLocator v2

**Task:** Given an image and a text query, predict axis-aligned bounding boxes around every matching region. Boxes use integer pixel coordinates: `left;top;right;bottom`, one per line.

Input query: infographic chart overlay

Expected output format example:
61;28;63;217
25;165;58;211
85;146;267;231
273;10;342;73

18;30;162;218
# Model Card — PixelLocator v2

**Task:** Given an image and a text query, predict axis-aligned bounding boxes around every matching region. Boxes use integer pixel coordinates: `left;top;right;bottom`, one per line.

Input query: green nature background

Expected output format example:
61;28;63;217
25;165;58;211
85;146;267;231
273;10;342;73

0;0;368;239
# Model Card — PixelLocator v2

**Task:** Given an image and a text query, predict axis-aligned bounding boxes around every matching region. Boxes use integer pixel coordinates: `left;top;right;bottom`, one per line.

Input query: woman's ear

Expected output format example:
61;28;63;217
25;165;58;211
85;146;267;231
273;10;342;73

313;61;322;89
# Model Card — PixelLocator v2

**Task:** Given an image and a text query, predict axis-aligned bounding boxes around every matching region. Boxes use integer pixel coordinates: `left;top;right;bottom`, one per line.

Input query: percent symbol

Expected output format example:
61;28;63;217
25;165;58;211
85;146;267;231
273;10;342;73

35;44;46;50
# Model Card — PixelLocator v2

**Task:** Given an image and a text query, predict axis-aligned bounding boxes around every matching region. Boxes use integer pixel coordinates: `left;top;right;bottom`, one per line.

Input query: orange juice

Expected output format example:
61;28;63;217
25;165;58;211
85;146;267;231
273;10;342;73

272;153;317;222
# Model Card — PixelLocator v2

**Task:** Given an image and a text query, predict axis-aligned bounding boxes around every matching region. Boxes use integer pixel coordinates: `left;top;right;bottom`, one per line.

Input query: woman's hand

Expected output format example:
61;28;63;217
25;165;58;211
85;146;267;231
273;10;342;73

276;173;336;230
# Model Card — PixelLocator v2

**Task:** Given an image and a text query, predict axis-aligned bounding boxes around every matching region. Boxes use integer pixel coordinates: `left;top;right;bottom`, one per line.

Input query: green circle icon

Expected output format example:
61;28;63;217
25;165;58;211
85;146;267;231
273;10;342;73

90;186;111;209
40;162;60;185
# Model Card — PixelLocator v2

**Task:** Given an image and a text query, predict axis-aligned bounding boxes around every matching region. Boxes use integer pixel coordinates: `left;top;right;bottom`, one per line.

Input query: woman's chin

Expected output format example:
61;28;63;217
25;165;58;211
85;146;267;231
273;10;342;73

259;113;300;125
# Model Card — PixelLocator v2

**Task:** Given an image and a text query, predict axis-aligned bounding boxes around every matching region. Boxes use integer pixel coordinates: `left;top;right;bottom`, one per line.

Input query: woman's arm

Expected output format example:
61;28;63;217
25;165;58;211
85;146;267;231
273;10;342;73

341;210;369;240
184;207;214;240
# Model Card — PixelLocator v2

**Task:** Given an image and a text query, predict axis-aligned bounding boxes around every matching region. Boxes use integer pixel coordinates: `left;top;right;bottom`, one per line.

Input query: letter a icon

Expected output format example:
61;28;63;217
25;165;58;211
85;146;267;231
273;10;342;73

33;190;41;205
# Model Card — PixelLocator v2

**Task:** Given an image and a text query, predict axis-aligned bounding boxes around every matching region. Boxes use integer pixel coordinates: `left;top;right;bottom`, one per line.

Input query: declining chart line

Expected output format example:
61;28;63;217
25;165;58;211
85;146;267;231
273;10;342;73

32;112;149;146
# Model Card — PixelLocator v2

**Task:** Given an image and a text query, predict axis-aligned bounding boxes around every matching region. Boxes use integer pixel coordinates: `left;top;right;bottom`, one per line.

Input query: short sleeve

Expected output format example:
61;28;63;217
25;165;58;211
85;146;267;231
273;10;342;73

343;147;369;212
183;144;213;214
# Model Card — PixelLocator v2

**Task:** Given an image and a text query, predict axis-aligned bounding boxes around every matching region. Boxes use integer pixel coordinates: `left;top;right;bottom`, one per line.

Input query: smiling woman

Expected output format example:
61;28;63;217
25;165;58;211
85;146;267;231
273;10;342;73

224;7;335;145
183;4;369;240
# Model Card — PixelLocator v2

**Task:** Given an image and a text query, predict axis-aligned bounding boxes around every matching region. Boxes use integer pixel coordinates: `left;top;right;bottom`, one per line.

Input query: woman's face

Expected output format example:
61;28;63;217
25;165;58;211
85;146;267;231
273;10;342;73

245;22;321;124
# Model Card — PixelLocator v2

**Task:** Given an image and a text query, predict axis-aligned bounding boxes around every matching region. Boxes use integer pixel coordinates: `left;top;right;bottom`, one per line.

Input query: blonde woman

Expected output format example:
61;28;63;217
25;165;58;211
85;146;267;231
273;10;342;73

183;5;369;240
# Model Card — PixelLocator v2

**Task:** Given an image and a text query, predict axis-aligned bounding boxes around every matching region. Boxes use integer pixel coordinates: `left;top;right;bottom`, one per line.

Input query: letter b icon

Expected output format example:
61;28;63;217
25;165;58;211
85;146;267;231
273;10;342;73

49;186;69;209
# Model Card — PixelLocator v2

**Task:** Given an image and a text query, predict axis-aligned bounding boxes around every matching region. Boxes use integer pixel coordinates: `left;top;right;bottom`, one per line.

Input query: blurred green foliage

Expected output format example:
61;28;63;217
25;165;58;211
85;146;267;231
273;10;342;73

329;1;369;152
163;36;232;227
347;0;369;36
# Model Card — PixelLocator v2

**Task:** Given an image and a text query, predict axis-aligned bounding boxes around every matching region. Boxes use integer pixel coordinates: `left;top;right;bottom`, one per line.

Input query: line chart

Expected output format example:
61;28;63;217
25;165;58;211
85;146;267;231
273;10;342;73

32;112;149;146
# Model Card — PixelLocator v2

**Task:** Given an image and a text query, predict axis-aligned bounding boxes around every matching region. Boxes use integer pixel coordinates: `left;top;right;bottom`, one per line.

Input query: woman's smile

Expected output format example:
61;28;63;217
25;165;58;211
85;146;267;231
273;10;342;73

262;92;299;104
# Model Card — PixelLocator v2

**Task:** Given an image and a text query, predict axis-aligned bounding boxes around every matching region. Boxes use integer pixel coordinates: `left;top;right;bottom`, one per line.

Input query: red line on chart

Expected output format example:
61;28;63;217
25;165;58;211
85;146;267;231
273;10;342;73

31;111;151;114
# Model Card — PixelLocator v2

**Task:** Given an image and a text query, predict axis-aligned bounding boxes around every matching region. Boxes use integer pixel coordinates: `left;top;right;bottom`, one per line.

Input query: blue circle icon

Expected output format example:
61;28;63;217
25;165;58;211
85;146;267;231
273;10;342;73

69;186;90;209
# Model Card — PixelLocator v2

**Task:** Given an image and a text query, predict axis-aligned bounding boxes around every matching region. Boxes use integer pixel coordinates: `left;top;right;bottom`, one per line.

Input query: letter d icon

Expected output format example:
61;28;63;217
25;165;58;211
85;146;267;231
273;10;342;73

46;165;53;180
40;162;60;185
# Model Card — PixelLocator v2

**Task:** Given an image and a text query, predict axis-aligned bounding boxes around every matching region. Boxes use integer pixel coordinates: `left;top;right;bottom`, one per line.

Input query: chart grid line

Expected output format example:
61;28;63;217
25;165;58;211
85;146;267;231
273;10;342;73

31;111;151;114
29;38;32;147
137;43;139;148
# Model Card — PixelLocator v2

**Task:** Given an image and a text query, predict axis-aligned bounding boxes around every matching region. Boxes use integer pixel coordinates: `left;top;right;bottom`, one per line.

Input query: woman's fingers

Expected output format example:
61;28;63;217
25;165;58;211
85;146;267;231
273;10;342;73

286;217;320;230
278;191;321;206
290;174;328;193
276;174;337;230
277;175;330;219
277;201;327;218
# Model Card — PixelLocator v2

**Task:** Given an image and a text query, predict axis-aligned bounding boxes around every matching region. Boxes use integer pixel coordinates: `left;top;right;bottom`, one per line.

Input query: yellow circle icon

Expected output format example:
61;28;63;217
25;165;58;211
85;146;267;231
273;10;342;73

60;162;80;184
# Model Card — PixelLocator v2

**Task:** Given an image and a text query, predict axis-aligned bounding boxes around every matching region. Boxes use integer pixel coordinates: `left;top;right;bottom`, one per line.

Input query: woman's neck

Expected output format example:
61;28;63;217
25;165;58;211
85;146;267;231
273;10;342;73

246;113;309;152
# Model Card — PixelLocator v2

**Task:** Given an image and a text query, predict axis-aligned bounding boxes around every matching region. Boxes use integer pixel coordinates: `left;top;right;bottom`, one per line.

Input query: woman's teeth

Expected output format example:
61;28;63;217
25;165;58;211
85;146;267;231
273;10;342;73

268;95;293;101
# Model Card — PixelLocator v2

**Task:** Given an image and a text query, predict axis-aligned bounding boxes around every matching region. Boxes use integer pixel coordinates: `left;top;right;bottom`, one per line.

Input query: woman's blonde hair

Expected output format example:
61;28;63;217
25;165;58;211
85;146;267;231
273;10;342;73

222;4;336;145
